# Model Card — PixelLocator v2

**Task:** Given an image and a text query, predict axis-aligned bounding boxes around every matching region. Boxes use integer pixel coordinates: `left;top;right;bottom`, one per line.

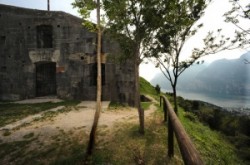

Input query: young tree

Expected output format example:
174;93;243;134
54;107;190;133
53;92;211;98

155;84;161;94
102;0;157;134
72;0;102;155
148;0;240;113
224;1;250;62
224;1;250;37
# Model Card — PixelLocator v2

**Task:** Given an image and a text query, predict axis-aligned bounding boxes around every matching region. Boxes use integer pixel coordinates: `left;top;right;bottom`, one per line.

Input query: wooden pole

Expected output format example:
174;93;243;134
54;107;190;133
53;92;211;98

47;0;50;11
86;0;102;156
168;114;174;157
160;96;167;122
163;100;167;122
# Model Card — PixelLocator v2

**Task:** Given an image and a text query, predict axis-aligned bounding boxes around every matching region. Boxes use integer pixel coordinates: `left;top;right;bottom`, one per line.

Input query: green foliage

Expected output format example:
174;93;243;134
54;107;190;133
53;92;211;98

72;0;97;31
224;1;250;49
149;0;210;73
183;111;198;122
148;0;245;114
155;84;161;94
146;0;220;114
103;0;158;63
178;107;243;164
174;94;250;164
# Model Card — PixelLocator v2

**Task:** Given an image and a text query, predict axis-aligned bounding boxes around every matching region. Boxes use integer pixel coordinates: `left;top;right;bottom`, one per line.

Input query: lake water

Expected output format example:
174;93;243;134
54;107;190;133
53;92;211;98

163;89;250;108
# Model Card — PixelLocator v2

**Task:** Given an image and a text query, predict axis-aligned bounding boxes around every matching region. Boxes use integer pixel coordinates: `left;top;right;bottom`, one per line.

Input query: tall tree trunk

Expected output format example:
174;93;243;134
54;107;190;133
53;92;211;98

86;0;102;156
134;44;144;134
173;85;178;113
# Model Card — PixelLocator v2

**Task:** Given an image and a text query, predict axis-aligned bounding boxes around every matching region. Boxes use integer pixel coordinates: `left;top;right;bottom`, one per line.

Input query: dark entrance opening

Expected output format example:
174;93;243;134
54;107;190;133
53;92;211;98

36;25;53;48
90;63;105;86
36;62;56;97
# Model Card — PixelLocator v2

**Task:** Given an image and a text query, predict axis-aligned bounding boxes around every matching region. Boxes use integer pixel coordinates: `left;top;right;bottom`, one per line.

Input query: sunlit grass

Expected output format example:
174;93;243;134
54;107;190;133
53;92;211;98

140;77;160;101
141;102;151;110
89;107;183;165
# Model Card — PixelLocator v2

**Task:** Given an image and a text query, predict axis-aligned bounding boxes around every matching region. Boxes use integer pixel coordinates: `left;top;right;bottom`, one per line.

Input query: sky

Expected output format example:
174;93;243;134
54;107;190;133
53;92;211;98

0;0;249;81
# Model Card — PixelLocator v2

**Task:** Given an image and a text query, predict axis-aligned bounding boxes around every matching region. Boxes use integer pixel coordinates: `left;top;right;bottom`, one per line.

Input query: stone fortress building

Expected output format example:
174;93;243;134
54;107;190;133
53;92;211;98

0;4;135;105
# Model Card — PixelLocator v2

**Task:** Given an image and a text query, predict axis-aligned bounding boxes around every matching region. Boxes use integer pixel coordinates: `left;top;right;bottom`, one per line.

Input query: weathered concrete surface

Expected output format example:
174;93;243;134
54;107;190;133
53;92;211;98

0;4;135;106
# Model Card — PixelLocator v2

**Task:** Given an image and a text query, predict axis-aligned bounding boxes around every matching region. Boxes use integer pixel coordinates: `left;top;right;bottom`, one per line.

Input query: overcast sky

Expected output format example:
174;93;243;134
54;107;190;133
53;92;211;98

0;0;249;81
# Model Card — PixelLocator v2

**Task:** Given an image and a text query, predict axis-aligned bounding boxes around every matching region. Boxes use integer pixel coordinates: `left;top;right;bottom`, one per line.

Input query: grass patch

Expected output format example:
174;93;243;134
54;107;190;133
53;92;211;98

109;101;128;109
0;100;80;127
89;107;183;165
140;77;159;100
0;130;87;165
0;139;36;162
141;102;151;110
23;132;34;139
2;130;11;136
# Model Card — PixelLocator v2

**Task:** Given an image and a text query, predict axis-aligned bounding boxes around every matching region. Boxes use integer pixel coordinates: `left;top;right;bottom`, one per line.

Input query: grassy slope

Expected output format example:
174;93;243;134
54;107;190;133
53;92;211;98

140;77;159;98
140;77;159;110
178;107;243;164
141;77;243;164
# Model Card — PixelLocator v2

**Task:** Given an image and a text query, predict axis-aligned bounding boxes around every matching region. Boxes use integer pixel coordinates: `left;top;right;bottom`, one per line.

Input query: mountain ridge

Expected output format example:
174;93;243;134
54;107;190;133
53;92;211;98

151;52;250;97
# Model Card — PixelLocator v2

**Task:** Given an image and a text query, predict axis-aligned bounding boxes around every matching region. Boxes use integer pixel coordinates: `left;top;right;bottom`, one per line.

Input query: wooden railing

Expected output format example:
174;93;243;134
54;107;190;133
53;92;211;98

160;95;204;165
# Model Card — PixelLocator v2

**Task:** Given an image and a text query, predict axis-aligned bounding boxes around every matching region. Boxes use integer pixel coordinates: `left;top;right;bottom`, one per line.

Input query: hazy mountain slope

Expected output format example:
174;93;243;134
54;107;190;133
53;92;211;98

187;53;250;96
150;63;208;91
151;52;250;96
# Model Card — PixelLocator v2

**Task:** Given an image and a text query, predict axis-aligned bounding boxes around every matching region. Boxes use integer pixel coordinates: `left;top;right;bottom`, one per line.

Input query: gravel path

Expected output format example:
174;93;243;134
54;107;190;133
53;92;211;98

0;99;157;144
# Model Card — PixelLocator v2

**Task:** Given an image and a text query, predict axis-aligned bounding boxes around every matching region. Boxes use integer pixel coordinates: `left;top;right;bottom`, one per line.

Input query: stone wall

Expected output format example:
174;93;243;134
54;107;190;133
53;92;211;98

0;4;135;106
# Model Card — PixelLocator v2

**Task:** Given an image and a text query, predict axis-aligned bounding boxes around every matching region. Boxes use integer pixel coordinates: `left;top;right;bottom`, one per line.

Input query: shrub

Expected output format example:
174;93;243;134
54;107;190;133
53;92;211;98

183;112;198;122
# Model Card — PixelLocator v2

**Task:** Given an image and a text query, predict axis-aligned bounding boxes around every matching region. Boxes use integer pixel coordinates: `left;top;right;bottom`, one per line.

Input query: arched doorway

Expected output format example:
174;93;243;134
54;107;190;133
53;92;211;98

36;62;56;97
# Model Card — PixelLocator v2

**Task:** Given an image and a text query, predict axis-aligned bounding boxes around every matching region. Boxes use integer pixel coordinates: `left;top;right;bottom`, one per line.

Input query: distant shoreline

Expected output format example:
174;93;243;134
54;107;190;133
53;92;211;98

163;89;250;115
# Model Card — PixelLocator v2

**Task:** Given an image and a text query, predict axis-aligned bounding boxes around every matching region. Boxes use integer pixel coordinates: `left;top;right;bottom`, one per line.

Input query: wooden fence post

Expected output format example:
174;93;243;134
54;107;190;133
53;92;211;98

160;96;162;107
168;114;174;157
161;95;204;165
160;96;167;122
163;100;167;122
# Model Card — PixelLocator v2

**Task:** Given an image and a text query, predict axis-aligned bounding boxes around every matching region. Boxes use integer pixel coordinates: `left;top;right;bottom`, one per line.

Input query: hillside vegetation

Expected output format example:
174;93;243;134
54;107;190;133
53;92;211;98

177;96;250;164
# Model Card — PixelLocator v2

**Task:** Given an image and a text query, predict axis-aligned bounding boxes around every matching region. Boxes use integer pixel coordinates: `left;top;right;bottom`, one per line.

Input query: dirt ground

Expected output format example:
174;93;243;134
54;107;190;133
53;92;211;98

0;97;162;165
0;98;157;144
